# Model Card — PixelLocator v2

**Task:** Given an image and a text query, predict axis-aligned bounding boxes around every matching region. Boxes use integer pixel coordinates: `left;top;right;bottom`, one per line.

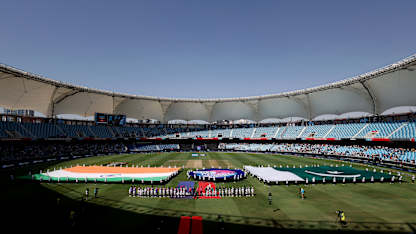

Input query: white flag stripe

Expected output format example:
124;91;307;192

244;166;304;182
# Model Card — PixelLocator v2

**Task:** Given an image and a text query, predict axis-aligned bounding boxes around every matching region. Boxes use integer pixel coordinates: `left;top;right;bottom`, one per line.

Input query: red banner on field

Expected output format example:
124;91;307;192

191;216;203;234
177;216;191;234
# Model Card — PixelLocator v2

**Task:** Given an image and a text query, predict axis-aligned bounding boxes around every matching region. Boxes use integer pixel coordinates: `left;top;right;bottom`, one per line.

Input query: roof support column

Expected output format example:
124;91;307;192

47;86;59;118
305;94;312;120
203;102;215;123
50;90;80;117
246;100;260;122
159;101;172;123
360;81;377;115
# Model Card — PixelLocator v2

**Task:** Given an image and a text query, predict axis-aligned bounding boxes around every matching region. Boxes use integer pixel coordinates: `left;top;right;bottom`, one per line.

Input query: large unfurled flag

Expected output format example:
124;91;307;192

196;181;220;199
245;166;304;182
244;165;392;183
177;181;195;199
29;166;180;183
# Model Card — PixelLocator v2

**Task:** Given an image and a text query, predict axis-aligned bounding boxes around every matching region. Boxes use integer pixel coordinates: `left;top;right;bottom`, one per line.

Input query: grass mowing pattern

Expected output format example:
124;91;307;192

5;152;416;233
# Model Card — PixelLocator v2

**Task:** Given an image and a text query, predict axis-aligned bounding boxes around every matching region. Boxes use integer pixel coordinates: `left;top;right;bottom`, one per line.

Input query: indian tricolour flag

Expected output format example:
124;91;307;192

31;166;180;183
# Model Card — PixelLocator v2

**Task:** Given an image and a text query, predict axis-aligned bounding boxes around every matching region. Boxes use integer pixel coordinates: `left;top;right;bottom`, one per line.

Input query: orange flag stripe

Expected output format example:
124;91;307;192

64;166;180;174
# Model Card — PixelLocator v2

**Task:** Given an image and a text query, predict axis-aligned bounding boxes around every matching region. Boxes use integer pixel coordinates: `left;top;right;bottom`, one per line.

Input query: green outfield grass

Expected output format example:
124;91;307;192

3;152;416;233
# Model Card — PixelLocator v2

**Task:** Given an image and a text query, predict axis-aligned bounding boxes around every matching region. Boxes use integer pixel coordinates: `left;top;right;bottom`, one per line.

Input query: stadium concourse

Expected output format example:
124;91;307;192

2;141;416;167
1;114;416;141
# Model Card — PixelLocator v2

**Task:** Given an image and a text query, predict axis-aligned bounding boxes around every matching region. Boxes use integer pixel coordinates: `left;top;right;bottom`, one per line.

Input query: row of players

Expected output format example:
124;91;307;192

128;186;255;197
129;186;190;198
199;186;255;197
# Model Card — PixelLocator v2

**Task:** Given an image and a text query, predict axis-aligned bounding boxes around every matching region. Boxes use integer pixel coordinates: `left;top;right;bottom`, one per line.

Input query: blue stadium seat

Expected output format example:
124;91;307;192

355;122;402;138
326;123;366;139
390;122;416;139
300;124;333;138
252;127;279;138
281;126;305;138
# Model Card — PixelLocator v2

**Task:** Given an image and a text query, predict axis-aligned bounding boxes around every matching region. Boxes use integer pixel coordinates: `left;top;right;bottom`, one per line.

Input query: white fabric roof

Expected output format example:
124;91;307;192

1;54;416;123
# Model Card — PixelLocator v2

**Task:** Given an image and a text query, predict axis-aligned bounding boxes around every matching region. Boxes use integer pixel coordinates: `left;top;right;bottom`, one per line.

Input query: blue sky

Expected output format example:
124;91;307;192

1;0;415;99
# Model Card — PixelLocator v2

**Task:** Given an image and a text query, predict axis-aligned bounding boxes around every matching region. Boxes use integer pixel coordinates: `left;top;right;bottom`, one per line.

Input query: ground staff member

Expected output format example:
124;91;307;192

300;187;305;200
337;210;347;225
85;188;89;200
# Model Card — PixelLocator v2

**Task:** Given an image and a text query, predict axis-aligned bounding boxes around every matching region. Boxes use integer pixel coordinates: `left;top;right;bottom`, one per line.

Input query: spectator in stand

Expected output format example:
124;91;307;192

219;143;416;164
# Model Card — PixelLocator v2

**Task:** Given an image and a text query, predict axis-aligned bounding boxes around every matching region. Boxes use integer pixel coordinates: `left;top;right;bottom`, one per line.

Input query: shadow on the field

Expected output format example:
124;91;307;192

4;180;415;234
93;196;416;233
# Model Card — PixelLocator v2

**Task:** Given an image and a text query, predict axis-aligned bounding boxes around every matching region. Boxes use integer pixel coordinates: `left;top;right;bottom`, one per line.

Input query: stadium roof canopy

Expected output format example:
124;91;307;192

1;54;416;123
